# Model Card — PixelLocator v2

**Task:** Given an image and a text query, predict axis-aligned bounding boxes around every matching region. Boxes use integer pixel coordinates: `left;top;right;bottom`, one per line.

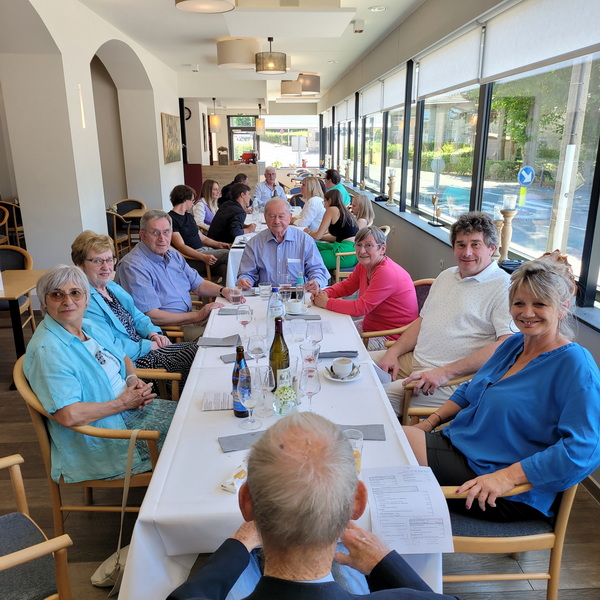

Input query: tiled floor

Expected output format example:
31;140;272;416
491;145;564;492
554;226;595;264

2;320;600;599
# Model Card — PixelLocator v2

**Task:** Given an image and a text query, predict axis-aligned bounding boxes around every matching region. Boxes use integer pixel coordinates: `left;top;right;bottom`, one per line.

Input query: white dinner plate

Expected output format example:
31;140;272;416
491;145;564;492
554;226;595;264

323;367;362;383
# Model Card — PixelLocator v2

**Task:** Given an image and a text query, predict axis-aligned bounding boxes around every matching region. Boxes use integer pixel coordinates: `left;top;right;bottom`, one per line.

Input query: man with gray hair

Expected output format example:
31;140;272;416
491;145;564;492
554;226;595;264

373;211;512;416
168;412;458;600
253;165;285;207
116;210;239;341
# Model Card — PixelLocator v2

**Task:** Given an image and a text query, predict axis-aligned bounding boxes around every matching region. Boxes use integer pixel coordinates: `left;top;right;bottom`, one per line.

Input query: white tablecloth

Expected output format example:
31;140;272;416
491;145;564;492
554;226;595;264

119;297;442;599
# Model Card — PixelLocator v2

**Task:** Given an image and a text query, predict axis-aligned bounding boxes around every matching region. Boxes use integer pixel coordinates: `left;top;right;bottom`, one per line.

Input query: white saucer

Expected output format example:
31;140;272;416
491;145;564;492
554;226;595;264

323;367;362;383
286;305;309;316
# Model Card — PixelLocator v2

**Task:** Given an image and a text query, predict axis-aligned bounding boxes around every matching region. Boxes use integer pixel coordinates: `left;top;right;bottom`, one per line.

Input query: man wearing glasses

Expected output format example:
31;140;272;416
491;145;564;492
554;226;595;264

116;210;239;341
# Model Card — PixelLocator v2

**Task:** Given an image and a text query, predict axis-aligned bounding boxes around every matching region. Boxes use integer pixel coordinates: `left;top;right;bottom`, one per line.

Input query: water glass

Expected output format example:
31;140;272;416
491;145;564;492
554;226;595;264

229;286;243;305
306;321;323;345
253;366;276;419
259;283;272;300
299;367;321;412
247;334;266;364
300;342;320;366
290;318;307;342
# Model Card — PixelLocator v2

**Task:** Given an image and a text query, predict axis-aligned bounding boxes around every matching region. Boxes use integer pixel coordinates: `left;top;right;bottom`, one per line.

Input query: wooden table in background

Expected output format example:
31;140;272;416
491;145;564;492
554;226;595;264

123;208;147;219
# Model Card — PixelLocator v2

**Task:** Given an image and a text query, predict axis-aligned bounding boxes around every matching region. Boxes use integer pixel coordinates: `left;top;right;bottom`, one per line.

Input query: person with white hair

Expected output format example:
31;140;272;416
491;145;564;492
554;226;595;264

253;166;285;207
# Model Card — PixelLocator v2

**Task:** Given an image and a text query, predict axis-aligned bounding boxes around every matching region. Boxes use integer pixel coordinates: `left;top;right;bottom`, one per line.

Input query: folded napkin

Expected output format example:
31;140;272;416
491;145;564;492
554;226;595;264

217;308;239;315
198;334;241;348
285;314;321;320
243;288;258;296
221;460;248;493
337;424;386;441
373;363;392;386
219;353;236;364
318;351;359;359
219;431;265;453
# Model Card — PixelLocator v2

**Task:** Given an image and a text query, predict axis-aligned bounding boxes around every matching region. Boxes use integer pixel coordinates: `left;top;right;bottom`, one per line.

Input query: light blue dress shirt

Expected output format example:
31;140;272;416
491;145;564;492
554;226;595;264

253;181;286;207
237;226;329;288
115;241;203;314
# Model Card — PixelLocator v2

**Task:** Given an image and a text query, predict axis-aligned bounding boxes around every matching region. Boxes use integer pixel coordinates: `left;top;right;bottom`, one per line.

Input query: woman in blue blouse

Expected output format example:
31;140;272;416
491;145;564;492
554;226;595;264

404;257;600;521
72;231;197;394
24;265;176;483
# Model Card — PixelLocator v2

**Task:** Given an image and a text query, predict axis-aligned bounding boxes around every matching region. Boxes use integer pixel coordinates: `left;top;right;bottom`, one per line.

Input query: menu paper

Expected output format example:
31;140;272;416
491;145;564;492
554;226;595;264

203;392;233;411
363;465;453;554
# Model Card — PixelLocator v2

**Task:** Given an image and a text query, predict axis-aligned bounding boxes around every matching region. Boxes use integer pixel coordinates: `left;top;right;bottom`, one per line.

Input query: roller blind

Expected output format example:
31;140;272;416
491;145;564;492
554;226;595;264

417;26;482;99
322;108;332;128
483;0;600;81
360;82;382;116
382;69;406;110
335;100;347;122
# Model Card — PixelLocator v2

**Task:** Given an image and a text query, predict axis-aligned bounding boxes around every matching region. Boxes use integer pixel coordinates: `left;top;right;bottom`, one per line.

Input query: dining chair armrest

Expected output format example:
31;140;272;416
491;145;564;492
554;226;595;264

440;483;533;499
334;251;356;258
135;368;182;401
0;534;73;572
404;373;474;391
68;424;160;441
164;329;184;343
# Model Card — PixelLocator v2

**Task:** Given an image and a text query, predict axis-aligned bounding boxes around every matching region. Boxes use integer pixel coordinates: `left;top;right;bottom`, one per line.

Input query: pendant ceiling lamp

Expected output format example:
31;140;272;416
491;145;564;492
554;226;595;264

255;37;287;75
175;0;234;14
298;73;321;95
281;80;303;96
217;39;261;70
255;104;265;136
209;98;222;133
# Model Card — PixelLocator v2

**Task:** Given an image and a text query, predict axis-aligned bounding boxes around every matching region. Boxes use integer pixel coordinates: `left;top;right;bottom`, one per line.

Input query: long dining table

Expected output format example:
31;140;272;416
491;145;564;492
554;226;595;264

119;295;442;599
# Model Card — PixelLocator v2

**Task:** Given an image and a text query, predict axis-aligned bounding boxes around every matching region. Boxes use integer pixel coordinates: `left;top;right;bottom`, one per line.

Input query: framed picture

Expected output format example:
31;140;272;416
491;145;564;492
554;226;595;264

161;112;182;164
202;113;208;152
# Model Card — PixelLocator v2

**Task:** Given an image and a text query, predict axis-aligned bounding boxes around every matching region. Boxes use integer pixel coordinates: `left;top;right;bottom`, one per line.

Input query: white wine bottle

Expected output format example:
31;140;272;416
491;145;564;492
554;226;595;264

269;316;290;390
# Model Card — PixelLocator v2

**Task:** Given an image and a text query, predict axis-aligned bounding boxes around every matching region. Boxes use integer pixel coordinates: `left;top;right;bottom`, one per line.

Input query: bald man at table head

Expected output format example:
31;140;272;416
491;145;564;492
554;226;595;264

167;412;459;600
236;198;329;291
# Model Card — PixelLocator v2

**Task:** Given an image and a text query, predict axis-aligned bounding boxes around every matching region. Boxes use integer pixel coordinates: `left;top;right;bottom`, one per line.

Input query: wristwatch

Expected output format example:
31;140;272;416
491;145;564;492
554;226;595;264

219;287;226;298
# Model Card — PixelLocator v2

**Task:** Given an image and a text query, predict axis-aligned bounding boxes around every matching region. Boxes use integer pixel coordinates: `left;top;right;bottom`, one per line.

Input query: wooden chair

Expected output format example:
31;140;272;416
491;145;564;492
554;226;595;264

0;200;25;247
408;406;578;600
106;210;131;258
360;278;435;348
13;355;164;537
0;205;8;245
289;192;305;208
334;225;391;283
0;454;74;600
114;199;146;242
0;245;37;335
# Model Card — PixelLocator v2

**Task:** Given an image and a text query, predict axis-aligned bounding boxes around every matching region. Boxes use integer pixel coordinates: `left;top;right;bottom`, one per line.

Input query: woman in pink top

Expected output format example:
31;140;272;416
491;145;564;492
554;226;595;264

306;226;418;349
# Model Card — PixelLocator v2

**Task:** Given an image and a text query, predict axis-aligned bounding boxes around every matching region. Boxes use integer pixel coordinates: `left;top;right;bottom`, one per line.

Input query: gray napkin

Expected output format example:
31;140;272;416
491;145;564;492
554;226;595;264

219;353;236;364
219;431;265;453
218;308;239;315
285;314;321;320
337;424;386;441
198;334;241;348
319;351;359;359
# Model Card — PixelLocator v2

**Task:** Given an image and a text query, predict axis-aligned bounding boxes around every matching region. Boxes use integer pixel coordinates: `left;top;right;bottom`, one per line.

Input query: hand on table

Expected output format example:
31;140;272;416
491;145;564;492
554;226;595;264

335;522;391;576
304;280;319;295
196;302;224;322
236;278;253;291
313;290;329;308
244;223;257;233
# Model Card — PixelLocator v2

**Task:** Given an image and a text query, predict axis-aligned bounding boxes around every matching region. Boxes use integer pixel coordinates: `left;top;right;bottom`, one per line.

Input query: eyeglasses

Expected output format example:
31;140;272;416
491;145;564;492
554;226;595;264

46;289;86;302
354;243;382;251
145;229;172;237
85;257;116;265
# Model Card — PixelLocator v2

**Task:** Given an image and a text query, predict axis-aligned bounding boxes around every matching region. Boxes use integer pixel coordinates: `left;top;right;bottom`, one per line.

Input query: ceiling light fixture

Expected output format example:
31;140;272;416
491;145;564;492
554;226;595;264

368;5;387;12
298;73;320;95
217;39;260;70
281;80;303;96
353;19;365;33
255;37;287;75
209;97;222;133
175;0;234;14
255;103;265;136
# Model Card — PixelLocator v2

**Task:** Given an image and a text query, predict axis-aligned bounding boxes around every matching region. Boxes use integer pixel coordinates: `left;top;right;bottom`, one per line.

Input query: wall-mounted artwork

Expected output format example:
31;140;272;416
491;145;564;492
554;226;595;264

161;113;182;164
202;113;208;153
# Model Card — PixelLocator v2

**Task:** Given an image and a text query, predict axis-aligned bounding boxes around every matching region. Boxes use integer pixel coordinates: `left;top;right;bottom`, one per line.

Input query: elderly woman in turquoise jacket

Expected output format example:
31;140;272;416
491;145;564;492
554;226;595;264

24;265;177;483
71;231;197;392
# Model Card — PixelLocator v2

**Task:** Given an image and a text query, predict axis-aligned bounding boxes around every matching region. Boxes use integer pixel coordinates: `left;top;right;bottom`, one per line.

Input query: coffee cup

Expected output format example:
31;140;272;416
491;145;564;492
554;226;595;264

332;357;353;379
286;299;303;314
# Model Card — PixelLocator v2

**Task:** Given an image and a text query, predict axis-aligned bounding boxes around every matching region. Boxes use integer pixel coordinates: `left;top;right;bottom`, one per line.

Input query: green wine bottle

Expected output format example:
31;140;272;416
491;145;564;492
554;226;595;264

232;345;249;418
269;316;290;390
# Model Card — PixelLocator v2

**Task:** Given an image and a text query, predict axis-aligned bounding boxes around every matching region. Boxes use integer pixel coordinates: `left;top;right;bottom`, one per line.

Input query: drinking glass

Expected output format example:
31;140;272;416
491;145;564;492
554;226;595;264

290;318;307;342
306;321;323;345
299;367;321;412
229;286;243;305
300;342;320;366
253;366;276;419
236;367;261;430
236;305;253;344
343;429;364;473
259;282;272;301
247;334;266;365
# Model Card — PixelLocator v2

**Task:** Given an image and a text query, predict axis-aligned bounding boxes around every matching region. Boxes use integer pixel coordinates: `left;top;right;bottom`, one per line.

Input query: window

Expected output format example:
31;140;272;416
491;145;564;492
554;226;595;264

364;113;383;191
386;108;404;203
482;54;600;278
417;85;478;221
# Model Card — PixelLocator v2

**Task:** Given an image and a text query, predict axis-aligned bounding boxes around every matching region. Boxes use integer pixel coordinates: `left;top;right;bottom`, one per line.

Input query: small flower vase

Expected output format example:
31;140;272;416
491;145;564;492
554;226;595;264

273;386;297;416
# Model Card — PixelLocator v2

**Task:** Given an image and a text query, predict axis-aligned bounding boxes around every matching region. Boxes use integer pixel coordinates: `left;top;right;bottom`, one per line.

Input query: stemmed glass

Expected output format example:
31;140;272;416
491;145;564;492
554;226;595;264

299;367;321;412
253;366;276;419
237;305;253;345
236;367;261;430
247;334;266;365
306;321;323;346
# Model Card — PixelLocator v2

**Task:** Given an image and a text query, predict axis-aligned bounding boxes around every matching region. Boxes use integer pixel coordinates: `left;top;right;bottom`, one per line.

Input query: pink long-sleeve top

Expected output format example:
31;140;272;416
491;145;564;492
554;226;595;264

324;257;418;338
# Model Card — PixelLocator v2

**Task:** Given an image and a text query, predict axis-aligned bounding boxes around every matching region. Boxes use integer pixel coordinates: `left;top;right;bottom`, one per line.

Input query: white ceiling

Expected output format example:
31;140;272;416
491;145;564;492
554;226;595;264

78;0;425;111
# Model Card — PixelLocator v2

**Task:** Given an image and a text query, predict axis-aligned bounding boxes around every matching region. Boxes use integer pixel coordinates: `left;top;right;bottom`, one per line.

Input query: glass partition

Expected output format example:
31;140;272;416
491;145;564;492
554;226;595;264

363;113;383;192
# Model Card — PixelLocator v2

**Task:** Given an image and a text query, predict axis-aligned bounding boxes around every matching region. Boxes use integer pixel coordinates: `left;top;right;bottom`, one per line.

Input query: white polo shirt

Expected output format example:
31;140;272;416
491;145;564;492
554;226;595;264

414;261;512;369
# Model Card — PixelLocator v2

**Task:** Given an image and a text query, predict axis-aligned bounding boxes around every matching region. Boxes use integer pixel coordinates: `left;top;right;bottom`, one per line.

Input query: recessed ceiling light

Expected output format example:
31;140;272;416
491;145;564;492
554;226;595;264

328;60;340;64
369;5;387;12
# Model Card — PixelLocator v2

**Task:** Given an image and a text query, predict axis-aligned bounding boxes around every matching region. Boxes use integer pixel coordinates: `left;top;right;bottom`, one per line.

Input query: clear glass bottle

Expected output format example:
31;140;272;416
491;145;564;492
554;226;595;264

266;286;285;344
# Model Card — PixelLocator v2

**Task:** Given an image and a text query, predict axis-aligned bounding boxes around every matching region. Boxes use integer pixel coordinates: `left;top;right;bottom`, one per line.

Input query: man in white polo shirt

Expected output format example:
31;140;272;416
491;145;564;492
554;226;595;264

372;211;512;416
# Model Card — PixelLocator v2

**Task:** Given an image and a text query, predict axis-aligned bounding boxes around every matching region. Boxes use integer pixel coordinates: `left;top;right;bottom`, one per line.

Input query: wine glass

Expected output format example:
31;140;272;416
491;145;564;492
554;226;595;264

306;321;323;346
237;305;253;345
299;367;321;412
237;367;261;430
253;366;276;419
247;334;266;365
